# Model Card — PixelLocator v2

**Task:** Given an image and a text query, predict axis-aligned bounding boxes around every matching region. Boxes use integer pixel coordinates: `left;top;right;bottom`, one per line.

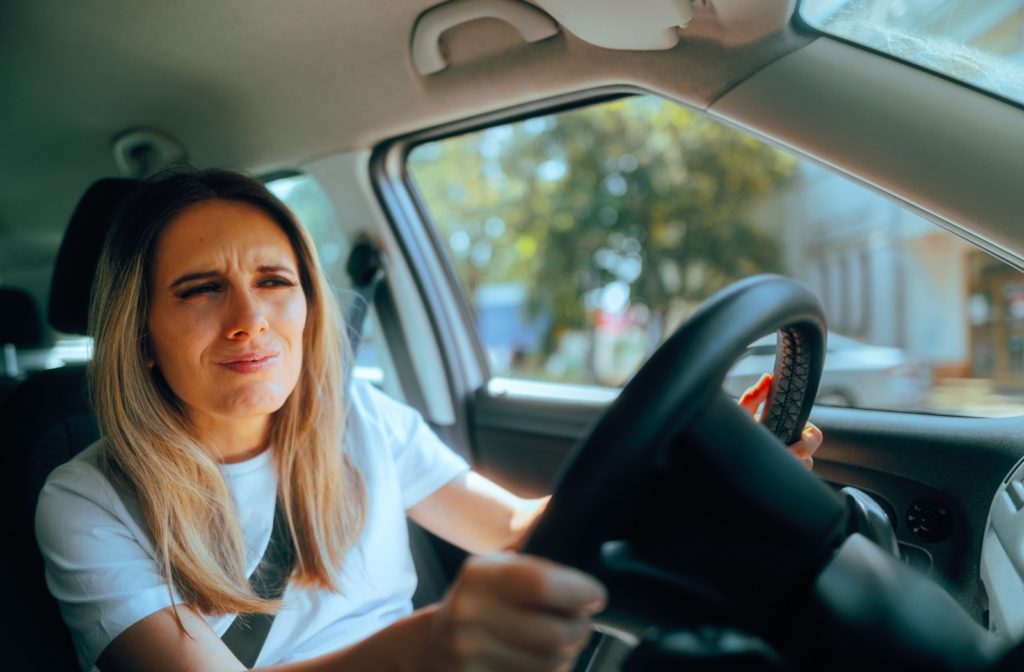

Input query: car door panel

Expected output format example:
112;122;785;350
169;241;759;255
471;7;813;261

470;388;596;496
468;390;1024;623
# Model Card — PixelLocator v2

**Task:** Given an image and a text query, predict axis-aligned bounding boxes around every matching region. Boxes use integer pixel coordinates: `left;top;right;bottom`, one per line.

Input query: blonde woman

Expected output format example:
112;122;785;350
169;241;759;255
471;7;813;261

36;168;821;671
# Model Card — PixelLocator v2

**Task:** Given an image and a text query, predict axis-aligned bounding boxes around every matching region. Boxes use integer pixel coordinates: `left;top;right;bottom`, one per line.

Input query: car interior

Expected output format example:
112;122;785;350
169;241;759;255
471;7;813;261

2;0;1024;670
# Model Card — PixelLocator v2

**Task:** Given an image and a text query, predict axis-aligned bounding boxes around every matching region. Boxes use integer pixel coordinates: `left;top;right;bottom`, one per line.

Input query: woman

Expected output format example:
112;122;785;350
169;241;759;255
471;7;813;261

36;168;821;672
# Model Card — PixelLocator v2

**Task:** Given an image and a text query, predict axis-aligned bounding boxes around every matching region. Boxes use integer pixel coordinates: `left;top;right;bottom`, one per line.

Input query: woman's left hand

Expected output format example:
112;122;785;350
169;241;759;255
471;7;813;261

738;373;822;470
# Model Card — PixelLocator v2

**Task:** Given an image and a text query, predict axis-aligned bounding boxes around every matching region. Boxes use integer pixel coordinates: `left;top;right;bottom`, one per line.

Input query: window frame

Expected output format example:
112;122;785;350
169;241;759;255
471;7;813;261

371;86;646;409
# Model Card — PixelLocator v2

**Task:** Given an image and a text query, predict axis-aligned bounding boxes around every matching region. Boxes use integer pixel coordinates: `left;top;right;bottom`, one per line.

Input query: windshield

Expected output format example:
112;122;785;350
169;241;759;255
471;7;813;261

800;0;1024;106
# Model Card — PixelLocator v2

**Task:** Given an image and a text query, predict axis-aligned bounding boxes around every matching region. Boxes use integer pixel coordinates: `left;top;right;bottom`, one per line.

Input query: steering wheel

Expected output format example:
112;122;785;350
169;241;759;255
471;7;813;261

522;274;849;638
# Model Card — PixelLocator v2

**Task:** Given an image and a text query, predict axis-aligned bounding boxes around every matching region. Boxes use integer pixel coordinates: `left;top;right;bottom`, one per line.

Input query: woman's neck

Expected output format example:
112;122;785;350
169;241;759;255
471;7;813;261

220;440;271;464
187;409;271;463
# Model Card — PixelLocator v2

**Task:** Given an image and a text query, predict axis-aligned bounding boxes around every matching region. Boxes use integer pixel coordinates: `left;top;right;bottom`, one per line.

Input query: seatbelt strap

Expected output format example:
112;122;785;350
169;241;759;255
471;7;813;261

344;238;385;362
220;499;297;668
345;239;431;414
106;481;296;668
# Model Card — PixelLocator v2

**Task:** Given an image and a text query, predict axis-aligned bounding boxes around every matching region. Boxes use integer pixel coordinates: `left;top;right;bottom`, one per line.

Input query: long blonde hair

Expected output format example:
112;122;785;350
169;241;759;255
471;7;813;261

89;168;365;615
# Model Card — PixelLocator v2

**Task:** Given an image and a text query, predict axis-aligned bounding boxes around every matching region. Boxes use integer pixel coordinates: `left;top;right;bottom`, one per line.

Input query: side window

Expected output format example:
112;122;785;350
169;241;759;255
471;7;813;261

407;95;1024;418
267;174;385;387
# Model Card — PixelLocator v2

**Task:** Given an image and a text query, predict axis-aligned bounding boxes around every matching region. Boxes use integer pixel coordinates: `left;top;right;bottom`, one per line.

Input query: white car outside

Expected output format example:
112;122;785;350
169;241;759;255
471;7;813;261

725;333;932;411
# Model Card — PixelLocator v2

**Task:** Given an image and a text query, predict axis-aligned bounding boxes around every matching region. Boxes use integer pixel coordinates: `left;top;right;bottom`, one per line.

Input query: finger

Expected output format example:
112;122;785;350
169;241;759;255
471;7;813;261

787;442;812;461
738;373;772;416
789;424;822;456
463;553;607;614
476;592;594;657
485;636;584;672
786;424;822;460
467;623;587;672
801;423;823;455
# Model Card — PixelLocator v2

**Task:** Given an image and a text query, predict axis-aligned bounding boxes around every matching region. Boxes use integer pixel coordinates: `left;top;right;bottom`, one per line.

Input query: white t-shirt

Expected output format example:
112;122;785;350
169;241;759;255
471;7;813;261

35;381;470;671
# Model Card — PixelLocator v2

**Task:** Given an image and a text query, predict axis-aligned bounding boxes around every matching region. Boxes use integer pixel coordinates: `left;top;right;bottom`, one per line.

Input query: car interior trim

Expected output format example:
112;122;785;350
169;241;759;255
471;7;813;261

304;151;458;425
711;37;1024;267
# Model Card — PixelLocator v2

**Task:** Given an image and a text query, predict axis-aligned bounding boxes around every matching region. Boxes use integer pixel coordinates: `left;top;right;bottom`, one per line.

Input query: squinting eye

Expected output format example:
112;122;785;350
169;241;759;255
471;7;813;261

178;283;221;299
259;276;296;288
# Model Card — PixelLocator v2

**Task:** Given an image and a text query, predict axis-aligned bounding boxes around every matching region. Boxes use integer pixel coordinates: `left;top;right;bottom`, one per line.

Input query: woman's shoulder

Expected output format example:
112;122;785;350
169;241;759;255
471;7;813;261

348;379;394;413
37;439;125;521
345;381;427;468
43;440;107;486
35;438;156;568
348;380;424;432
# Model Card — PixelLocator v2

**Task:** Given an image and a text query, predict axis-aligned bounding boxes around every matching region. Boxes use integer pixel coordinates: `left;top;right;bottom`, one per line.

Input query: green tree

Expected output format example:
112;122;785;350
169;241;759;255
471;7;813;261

410;96;795;382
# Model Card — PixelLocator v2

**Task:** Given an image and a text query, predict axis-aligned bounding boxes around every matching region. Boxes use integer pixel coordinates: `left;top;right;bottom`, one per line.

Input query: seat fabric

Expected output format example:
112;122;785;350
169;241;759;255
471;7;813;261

0;178;137;671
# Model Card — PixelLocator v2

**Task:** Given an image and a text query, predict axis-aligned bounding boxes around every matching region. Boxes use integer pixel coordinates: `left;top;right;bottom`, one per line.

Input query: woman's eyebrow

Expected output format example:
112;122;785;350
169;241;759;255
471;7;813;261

168;265;296;289
258;265;297;275
169;270;220;289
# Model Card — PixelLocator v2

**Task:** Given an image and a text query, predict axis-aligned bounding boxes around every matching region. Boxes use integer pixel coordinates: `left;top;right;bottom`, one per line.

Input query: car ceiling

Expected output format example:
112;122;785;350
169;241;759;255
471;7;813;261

2;0;1023;294
0;1;808;271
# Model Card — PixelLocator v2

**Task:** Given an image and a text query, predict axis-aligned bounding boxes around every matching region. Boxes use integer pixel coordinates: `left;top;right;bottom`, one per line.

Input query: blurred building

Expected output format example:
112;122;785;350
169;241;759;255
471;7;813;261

756;0;1024;386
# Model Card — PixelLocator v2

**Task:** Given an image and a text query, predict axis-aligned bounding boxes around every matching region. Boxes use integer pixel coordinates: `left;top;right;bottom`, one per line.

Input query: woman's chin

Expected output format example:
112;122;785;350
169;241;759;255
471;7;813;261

214;384;293;419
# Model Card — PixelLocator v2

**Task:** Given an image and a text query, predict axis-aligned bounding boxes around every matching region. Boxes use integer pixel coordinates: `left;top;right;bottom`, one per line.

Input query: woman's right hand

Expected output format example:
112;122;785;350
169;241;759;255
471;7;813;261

419;552;606;672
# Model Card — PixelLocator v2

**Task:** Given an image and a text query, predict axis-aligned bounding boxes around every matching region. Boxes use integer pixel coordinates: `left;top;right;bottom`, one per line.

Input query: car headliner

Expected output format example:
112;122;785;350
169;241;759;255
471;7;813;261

0;1;1022;285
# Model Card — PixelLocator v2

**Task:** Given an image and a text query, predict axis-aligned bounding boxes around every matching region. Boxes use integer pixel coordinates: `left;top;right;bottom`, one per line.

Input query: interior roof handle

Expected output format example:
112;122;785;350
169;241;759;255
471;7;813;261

411;0;560;76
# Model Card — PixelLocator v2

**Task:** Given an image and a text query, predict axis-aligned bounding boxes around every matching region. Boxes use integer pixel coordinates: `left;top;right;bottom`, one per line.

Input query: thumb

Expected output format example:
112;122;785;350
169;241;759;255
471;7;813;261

738;373;772;417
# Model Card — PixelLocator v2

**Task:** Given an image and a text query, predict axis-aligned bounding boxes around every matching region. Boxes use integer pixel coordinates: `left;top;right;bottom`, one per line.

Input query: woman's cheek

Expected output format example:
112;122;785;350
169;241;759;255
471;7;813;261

282;292;308;339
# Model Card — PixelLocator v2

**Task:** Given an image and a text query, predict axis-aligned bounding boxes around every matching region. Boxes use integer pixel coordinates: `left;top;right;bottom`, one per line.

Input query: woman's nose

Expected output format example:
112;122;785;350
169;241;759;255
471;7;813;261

225;288;269;339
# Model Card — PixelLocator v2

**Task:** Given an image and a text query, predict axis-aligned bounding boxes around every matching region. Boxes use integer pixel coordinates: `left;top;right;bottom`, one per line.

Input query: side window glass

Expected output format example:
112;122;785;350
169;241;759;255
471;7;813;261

267;174;384;387
407;95;1024;418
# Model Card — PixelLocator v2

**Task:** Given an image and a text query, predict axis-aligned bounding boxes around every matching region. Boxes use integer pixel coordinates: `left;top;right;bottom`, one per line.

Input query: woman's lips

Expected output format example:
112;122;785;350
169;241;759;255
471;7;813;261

217;353;279;374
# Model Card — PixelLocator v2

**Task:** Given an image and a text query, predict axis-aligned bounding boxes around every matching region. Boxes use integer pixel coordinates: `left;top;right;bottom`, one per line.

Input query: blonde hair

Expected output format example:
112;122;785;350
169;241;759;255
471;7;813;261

89;168;365;615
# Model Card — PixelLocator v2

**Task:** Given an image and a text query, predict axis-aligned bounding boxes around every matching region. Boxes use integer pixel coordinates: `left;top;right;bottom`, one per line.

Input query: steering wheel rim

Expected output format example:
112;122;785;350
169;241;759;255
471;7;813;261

523;274;848;633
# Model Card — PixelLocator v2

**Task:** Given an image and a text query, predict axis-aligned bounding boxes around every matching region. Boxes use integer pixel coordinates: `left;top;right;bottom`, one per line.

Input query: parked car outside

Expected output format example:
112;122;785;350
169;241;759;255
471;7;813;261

725;332;932;411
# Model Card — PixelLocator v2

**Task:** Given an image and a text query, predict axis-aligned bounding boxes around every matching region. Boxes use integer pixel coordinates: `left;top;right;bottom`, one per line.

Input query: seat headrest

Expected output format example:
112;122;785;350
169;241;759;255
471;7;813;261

0;287;42;347
48;179;141;335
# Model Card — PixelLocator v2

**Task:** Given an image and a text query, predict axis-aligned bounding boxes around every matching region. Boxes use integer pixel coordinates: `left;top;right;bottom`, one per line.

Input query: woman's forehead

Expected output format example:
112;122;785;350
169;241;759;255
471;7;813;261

154;199;298;274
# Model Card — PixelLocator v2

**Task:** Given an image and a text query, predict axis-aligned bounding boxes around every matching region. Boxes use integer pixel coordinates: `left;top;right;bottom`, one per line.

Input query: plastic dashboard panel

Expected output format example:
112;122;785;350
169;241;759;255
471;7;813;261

815;462;965;579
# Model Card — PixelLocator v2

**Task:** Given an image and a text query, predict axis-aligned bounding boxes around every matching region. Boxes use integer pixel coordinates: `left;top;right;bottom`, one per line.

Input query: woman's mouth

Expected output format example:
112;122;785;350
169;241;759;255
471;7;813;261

217;353;280;374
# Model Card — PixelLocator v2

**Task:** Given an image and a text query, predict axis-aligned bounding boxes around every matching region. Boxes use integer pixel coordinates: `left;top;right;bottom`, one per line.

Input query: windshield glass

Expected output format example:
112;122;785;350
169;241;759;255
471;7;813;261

800;0;1024;105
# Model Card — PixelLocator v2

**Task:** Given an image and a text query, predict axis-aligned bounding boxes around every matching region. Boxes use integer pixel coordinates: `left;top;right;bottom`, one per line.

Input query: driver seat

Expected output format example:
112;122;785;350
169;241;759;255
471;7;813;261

0;178;138;670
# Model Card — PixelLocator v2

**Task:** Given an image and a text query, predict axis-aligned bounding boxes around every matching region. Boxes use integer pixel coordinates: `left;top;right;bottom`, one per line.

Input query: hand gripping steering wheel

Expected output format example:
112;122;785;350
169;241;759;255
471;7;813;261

523;275;849;638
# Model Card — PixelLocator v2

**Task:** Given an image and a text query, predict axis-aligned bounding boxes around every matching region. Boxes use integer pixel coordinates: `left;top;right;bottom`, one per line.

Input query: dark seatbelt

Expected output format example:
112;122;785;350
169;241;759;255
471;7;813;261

346;240;430;414
220;500;296;668
344;238;385;361
217;239;388;667
105;484;296;668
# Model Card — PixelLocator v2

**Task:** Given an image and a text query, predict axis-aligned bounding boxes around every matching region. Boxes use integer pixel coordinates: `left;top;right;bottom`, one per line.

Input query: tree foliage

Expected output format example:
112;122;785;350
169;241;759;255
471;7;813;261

410;96;796;373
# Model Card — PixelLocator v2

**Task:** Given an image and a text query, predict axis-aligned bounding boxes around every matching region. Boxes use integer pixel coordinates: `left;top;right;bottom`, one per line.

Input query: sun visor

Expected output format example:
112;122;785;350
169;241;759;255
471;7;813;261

537;0;693;50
